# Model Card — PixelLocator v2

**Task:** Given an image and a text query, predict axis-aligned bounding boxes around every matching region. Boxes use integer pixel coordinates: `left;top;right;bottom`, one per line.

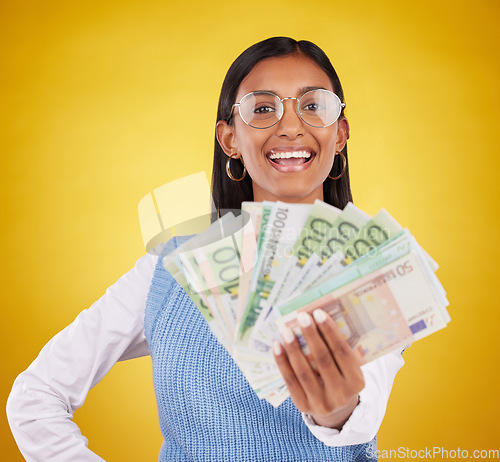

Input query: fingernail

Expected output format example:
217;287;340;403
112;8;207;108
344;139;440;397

297;312;311;328
313;309;328;323
282;327;295;344
273;341;283;355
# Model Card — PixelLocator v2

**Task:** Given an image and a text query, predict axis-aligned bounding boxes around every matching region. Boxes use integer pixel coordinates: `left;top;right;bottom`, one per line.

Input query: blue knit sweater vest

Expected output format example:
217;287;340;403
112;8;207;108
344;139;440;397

144;236;378;462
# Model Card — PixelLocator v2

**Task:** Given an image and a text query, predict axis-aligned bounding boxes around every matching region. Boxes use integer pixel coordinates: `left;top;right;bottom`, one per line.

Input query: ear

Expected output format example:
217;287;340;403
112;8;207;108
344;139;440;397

216;120;240;159
335;117;350;152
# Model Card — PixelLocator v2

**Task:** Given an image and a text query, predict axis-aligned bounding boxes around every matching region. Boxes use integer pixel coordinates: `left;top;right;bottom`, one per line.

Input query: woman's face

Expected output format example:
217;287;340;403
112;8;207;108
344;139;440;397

217;54;349;204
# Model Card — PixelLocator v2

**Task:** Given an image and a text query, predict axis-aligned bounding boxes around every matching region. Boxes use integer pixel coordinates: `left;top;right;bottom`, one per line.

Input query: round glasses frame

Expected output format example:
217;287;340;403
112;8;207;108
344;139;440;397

228;89;346;129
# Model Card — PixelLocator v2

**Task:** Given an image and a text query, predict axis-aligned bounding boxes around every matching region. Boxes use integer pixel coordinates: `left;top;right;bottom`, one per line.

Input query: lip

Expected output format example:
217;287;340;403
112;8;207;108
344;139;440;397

266;146;317;173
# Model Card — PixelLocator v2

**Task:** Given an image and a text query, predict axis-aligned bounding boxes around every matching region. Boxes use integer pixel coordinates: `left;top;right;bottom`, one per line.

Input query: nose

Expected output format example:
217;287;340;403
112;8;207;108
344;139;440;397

275;97;304;139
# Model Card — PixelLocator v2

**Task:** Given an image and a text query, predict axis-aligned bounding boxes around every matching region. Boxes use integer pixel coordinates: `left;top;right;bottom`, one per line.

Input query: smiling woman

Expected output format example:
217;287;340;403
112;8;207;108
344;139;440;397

217;54;349;204
212;38;353;213
7;37;405;462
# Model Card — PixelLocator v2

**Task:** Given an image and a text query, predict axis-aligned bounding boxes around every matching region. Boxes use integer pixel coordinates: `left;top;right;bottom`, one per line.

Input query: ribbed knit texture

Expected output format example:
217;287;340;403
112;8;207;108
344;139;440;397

144;236;378;462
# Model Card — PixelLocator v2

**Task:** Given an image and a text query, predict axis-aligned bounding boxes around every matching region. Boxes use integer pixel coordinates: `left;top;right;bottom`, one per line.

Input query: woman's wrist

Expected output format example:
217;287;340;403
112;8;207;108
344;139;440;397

308;394;360;430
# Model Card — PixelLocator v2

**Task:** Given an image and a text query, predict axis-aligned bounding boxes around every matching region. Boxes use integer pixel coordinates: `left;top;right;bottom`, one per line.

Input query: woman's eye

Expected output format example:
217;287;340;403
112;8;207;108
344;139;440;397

254;105;275;114
302;102;324;112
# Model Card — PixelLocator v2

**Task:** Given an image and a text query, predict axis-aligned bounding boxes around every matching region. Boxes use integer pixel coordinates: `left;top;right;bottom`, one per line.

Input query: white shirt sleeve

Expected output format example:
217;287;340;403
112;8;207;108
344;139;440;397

6;251;158;462
302;348;406;446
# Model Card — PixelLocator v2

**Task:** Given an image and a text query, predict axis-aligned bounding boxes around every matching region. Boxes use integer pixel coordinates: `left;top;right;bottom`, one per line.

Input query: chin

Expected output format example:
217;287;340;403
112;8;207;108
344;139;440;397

251;173;325;203
271;185;322;203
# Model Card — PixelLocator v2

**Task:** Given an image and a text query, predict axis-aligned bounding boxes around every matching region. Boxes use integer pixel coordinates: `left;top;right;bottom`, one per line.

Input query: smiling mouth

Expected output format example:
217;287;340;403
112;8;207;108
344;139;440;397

267;150;315;166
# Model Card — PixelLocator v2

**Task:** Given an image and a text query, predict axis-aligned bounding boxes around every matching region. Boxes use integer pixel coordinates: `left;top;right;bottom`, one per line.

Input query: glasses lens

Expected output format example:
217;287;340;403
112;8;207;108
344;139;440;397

299;90;342;128
239;92;282;129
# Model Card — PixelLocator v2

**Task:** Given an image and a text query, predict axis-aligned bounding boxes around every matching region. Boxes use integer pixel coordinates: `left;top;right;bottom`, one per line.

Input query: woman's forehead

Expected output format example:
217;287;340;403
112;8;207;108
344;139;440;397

236;54;334;100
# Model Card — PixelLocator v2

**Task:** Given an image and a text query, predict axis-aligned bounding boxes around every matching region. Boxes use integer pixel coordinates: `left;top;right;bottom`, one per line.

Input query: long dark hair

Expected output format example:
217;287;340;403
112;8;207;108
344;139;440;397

211;37;353;216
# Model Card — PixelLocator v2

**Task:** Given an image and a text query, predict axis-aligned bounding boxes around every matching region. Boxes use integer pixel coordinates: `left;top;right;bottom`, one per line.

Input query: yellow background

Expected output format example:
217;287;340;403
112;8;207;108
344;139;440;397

1;0;499;460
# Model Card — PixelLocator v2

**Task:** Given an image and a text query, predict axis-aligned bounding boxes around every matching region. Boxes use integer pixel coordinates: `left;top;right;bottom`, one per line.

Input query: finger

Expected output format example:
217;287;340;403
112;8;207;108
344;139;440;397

312;309;365;389
280;327;324;400
272;342;309;410
296;311;343;386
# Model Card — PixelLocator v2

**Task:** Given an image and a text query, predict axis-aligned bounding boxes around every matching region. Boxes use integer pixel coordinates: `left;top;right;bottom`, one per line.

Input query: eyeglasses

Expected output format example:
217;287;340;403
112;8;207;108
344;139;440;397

228;89;346;129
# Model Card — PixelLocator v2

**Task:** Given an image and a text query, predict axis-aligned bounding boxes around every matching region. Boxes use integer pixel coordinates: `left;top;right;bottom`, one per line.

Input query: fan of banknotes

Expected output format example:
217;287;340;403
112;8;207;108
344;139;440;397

162;200;450;407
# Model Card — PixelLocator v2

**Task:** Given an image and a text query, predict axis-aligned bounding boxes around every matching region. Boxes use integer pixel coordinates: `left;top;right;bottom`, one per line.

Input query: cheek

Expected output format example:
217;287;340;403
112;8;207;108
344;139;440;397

245;154;266;172
316;125;339;149
322;130;338;148
240;147;269;179
235;135;269;167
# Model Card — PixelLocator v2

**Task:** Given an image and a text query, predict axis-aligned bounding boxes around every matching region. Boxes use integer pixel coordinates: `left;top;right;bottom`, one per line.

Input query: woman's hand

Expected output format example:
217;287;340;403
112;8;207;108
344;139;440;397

273;308;365;430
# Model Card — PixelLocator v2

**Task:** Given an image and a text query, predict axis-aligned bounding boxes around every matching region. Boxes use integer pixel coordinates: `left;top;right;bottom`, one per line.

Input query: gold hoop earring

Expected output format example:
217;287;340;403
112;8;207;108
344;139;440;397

328;151;347;180
226;152;247;182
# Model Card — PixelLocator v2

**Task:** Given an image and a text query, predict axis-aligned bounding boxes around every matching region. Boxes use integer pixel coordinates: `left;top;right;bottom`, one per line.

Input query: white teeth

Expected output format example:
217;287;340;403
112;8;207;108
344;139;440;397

268;151;312;160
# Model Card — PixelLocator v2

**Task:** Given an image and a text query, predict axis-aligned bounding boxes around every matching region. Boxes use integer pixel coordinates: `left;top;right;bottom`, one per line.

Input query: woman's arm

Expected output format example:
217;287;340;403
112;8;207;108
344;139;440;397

302;348;405;446
274;309;406;446
6;252;157;461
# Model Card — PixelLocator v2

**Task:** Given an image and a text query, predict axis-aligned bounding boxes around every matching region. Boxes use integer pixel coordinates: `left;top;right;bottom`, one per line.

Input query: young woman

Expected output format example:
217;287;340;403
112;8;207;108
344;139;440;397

7;37;405;461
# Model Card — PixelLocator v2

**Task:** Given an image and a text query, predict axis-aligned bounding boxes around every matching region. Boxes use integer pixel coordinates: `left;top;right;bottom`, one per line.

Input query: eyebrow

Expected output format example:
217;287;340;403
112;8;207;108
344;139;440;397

298;86;328;94
258;86;329;96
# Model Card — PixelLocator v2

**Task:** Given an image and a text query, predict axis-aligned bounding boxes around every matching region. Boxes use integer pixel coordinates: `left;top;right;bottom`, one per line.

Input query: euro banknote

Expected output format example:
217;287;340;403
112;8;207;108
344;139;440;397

164;201;450;406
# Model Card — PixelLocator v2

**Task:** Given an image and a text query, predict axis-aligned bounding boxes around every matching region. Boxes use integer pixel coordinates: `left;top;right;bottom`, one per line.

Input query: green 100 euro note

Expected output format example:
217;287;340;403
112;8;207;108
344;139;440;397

163;201;450;407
